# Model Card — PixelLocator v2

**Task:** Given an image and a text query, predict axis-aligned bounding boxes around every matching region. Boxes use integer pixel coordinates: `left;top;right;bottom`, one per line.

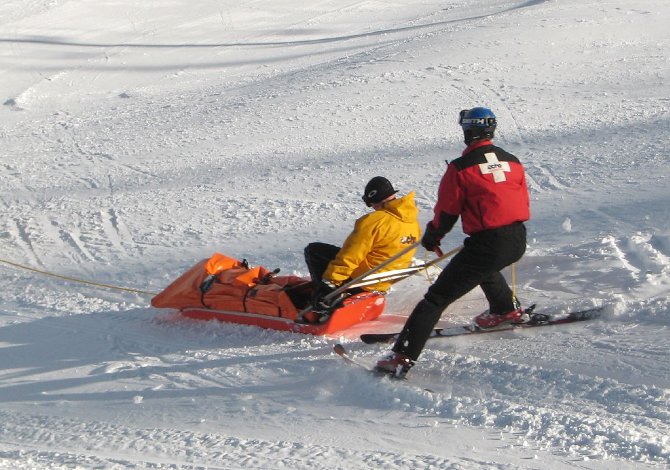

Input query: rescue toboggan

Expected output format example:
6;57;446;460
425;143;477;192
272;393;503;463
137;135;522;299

151;244;456;335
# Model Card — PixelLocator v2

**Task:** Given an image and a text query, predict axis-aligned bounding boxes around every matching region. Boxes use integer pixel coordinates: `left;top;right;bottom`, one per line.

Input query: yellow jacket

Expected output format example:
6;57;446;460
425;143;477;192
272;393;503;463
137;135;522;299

324;192;421;292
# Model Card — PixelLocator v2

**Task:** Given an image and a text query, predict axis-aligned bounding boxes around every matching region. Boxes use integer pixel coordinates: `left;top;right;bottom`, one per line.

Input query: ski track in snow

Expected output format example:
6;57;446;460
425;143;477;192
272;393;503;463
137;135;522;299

0;407;485;470
1;0;669;468
1;302;669;468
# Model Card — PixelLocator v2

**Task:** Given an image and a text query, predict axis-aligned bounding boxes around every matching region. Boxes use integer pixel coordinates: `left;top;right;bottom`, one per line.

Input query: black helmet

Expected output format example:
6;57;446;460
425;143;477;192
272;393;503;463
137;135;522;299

362;176;398;207
459;107;496;144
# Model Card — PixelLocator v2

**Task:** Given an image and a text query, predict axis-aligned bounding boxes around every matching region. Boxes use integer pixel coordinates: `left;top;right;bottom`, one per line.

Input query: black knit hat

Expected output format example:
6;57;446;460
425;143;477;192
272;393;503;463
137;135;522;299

362;176;398;206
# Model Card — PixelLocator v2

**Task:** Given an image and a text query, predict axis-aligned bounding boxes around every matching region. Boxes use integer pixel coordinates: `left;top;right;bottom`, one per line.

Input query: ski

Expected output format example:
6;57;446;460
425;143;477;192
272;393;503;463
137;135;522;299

333;344;434;392
360;305;604;345
333;343;372;371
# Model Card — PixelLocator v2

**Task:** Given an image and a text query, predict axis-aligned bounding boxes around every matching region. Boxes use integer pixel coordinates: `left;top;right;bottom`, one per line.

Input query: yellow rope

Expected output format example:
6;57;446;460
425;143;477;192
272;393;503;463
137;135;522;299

0;258;158;296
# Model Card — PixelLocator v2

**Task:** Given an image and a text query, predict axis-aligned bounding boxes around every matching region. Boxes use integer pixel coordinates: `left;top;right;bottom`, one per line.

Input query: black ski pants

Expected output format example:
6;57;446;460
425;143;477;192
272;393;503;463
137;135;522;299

393;222;527;360
304;242;341;289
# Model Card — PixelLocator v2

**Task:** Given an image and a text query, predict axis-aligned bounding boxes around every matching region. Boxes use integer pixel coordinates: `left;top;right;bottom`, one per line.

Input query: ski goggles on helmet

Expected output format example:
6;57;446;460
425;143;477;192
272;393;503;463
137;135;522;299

458;109;496;127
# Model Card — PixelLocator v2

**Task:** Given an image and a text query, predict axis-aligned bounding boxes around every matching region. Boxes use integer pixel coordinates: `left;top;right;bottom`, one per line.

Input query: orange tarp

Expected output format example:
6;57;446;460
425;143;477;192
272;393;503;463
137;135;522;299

151;254;311;320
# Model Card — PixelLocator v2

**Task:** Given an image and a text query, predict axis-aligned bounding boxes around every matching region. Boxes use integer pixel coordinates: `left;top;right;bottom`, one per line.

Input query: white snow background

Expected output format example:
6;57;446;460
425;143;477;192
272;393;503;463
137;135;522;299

1;0;669;468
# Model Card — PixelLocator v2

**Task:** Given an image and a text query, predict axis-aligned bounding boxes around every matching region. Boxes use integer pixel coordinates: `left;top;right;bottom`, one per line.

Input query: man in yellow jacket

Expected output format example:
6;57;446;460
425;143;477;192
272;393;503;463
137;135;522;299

303;176;421;322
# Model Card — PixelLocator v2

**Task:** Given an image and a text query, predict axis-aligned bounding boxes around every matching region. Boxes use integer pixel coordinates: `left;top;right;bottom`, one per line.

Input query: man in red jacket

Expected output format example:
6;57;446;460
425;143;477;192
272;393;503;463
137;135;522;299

376;107;530;378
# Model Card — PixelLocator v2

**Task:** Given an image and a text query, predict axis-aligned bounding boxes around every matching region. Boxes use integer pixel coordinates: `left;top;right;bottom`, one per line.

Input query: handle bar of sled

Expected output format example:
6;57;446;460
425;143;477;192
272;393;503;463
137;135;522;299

297;242;462;320
323;241;421;302
344;245;462;290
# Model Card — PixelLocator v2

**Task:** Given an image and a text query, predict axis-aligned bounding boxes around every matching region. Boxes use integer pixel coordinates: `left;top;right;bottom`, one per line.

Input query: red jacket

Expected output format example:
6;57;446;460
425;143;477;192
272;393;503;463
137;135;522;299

432;140;530;235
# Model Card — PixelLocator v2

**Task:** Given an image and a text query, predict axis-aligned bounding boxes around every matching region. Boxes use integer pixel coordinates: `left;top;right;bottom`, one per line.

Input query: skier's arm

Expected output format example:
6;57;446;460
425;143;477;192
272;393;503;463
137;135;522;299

422;211;458;251
422;165;461;251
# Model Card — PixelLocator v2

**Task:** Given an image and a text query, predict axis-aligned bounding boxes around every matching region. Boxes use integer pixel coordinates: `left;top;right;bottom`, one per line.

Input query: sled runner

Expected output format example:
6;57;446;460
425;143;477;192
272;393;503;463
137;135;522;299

151;252;387;335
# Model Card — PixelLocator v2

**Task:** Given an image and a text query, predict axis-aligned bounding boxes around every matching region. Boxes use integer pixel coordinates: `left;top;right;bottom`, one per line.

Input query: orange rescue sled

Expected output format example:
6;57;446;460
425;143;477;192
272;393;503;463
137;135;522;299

151;253;386;335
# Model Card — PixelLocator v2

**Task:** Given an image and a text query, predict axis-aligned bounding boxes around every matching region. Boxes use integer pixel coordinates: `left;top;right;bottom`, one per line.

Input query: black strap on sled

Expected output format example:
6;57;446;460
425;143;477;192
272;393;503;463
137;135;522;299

199;274;217;308
259;268;280;284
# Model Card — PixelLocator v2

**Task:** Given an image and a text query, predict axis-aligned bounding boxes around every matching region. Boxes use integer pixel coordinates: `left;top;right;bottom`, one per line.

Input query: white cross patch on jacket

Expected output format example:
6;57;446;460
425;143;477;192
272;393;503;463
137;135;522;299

479;152;511;182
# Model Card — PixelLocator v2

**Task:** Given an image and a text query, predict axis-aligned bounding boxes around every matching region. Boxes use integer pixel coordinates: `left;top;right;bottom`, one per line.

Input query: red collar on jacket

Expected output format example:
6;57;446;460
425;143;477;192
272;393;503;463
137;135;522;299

462;139;493;156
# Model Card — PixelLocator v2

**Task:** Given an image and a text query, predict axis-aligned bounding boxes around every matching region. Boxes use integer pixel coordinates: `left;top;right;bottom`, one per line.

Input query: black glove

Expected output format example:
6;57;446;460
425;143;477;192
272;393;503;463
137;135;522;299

312;280;338;310
421;222;444;252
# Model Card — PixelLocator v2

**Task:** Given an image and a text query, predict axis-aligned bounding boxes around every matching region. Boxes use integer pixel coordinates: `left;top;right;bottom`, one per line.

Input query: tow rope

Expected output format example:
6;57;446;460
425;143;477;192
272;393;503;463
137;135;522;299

0;258;158;296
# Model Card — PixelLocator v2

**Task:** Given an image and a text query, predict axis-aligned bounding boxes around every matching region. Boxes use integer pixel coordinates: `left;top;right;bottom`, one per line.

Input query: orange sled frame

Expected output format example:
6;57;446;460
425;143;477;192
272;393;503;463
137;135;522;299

180;291;386;335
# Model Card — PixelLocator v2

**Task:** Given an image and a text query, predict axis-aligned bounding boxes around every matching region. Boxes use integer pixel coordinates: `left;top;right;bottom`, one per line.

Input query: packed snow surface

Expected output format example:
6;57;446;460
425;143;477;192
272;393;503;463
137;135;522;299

1;0;669;468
